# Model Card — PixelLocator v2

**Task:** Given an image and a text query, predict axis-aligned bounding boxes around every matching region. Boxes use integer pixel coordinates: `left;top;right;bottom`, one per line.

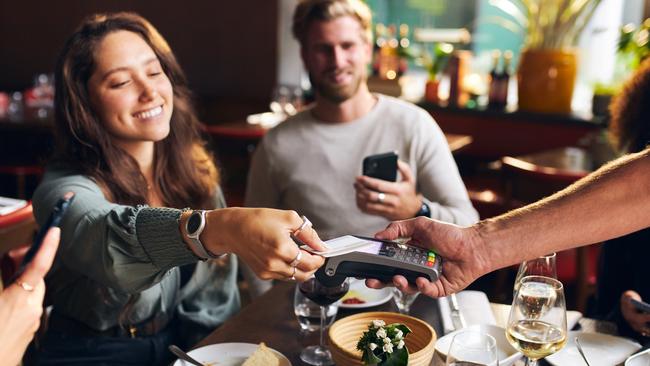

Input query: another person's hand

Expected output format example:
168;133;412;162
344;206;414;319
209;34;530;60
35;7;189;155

365;217;488;298
355;160;422;221
0;227;60;366
620;290;650;337
205;208;326;282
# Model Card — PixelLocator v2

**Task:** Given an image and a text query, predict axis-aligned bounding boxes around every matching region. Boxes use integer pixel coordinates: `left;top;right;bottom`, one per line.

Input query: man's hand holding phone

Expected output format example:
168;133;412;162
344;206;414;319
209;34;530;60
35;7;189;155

355;157;422;221
621;290;650;337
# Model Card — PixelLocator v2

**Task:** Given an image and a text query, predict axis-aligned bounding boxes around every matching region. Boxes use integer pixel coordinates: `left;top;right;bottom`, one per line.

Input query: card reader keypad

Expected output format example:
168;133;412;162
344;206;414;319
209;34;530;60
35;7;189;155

379;244;437;267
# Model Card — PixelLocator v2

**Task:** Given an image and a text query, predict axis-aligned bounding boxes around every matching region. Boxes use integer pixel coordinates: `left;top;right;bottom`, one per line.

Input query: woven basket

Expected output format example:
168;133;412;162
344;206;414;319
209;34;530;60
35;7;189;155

328;311;436;366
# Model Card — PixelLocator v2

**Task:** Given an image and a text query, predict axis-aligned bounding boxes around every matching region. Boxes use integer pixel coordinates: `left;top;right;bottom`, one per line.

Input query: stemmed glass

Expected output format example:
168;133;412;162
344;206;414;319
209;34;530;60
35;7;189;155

513;253;557;298
391;288;419;314
445;329;498;365
506;275;567;366
298;276;350;365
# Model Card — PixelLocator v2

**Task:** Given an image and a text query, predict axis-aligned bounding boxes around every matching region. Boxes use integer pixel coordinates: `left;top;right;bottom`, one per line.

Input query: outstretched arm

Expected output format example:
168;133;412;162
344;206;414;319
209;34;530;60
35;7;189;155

371;149;650;297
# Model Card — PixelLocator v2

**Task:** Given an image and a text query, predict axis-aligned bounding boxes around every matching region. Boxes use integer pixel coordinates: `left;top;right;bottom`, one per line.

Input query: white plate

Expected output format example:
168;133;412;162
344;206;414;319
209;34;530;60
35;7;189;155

546;331;641;366
626;348;650;366
434;324;522;366
172;343;291;366
339;279;393;309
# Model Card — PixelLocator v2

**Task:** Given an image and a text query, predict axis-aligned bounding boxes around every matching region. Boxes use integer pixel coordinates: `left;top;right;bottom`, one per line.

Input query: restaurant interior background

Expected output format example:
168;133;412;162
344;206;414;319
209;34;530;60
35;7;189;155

2;0;650;311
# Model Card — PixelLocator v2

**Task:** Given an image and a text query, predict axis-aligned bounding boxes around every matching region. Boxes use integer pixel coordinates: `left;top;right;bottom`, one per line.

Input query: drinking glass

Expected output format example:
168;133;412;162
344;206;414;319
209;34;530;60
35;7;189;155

391;288;419;314
513;253;557;298
298;277;350;366
506;275;567;366
445;329;498;366
294;283;339;333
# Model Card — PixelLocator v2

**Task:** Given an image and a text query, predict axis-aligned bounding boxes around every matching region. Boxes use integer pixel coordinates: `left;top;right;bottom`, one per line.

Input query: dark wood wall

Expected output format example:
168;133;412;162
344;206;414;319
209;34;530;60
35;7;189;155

0;0;278;122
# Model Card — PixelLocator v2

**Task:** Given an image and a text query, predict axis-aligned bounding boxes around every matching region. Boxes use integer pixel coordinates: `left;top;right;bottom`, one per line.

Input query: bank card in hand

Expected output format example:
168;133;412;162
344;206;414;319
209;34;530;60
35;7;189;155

300;235;376;257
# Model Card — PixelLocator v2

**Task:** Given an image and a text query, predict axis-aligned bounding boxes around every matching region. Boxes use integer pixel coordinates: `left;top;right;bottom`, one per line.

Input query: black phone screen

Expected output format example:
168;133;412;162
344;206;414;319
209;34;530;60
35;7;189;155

362;151;398;182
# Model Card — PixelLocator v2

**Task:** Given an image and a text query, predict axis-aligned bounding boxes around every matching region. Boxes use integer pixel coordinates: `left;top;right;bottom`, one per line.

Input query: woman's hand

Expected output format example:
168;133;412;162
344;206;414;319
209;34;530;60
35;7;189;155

620;290;650;337
0;227;60;366
355;160;422;221
204;208;326;281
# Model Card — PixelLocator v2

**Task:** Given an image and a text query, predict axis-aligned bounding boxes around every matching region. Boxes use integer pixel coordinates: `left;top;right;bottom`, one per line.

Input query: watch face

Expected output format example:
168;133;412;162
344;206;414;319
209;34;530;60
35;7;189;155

187;212;202;234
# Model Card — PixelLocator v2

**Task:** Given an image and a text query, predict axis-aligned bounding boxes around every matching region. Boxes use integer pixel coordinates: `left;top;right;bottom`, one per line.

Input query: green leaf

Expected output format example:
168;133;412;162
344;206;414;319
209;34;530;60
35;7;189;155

393;324;412;337
362;347;383;365
379;346;409;366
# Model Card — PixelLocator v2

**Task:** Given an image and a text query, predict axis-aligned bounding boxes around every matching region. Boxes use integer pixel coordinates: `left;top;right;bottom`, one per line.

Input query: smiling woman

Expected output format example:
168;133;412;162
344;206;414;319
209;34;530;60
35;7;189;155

87;31;173;152
26;12;326;366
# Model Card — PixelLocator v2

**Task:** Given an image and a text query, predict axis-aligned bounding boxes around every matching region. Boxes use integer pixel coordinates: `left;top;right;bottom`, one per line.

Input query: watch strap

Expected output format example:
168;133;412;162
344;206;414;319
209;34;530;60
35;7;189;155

415;201;431;218
186;210;224;260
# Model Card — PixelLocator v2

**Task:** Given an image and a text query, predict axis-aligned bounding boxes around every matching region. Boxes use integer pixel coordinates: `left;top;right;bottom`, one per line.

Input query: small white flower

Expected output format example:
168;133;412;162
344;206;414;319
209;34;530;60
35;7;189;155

395;329;403;339
383;337;391;344
372;320;386;328
383;343;394;353
397;340;405;349
369;343;377;351
376;328;387;339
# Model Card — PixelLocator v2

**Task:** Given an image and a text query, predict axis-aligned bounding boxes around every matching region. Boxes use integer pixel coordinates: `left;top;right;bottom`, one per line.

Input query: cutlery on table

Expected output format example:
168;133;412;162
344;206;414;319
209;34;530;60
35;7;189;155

169;345;205;366
575;337;592;366
449;293;467;330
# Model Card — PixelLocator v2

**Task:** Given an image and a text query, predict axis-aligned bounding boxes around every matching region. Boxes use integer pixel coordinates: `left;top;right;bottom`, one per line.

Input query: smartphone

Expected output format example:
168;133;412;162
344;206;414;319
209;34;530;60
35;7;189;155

362;151;398;182
631;298;650;313
11;193;74;281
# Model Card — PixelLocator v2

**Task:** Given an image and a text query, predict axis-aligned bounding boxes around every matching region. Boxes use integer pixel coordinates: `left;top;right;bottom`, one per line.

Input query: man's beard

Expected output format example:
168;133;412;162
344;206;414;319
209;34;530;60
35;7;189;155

310;68;365;104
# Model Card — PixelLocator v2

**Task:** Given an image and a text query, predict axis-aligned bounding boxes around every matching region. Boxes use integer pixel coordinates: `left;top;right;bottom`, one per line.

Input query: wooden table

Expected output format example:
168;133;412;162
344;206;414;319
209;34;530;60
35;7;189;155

203;120;473;154
197;282;442;365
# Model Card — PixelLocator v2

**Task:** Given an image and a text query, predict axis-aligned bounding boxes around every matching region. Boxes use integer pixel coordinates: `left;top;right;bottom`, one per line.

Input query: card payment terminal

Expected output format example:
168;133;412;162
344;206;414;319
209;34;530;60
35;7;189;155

314;236;442;287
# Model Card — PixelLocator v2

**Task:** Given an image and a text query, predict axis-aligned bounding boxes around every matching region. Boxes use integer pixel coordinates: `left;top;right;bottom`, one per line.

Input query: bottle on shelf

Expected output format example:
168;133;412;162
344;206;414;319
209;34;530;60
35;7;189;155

378;24;399;80
488;49;510;109
397;24;410;76
372;23;386;77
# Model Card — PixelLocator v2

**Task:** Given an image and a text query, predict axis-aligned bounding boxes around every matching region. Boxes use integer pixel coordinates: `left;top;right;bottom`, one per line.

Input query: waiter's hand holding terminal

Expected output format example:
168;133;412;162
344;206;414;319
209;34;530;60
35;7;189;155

366;217;485;298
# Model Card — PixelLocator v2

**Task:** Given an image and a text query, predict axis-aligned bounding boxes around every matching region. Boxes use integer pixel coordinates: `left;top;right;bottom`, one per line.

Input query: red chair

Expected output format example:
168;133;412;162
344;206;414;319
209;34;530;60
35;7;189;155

0;202;36;288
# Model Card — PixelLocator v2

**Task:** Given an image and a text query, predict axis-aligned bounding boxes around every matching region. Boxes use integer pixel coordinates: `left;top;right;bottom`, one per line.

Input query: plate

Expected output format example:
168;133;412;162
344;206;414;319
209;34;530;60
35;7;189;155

339;279;393;309
546;331;641;366
172;343;291;366
434;324;522;366
626;348;650;366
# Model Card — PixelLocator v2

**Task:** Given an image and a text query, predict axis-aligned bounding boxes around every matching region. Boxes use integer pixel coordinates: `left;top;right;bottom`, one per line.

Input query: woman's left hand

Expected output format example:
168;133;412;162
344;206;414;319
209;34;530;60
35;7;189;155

355;160;422;221
204;208;326;282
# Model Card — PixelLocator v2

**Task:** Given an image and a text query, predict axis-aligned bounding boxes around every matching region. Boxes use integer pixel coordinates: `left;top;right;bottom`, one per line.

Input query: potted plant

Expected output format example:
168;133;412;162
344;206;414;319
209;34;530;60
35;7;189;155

423;43;453;104
491;0;602;114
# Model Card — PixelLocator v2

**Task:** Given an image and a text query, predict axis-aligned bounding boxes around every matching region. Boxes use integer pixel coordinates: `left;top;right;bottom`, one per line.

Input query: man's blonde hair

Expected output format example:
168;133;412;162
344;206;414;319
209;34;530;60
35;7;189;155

292;0;373;45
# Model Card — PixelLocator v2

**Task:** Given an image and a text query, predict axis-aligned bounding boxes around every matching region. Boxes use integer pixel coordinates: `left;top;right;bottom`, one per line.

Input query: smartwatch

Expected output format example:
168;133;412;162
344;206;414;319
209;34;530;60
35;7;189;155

185;210;223;260
415;201;431;218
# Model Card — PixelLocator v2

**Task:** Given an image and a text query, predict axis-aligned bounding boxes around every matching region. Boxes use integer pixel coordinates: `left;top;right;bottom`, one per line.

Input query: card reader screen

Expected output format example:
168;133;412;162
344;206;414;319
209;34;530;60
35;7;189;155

355;241;382;255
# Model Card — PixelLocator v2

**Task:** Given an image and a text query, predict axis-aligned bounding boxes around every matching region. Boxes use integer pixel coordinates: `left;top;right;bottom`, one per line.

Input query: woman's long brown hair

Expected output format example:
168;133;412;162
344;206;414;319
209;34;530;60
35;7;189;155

54;12;217;209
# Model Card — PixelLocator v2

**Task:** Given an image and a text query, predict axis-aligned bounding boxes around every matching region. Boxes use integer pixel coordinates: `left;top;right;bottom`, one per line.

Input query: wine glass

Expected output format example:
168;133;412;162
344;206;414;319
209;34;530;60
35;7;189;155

506;275;567;366
513;253;557;298
293;283;339;333
298;276;350;365
391;288;419;314
445;329;498;366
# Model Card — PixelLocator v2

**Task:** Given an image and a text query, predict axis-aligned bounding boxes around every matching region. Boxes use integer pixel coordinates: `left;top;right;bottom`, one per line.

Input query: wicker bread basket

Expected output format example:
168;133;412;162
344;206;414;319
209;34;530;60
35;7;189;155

328;311;436;366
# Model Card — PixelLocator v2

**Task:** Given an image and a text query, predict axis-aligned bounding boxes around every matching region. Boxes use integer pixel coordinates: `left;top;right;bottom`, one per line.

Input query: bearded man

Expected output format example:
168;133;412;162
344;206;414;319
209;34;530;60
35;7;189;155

245;0;477;272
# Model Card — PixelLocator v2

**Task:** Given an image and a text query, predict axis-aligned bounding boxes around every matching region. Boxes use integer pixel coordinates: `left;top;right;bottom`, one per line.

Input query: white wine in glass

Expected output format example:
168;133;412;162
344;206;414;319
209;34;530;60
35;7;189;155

506;276;567;366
